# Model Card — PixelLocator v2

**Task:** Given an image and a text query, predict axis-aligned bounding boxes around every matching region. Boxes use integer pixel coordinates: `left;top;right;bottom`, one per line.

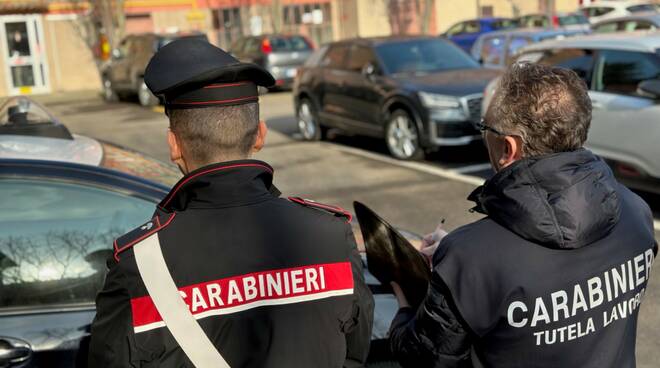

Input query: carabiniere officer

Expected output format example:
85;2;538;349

88;39;374;368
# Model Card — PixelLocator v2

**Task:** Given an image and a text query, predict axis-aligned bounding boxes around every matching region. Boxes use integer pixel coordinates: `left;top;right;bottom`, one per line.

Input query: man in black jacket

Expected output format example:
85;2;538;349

389;62;657;368
88;39;373;367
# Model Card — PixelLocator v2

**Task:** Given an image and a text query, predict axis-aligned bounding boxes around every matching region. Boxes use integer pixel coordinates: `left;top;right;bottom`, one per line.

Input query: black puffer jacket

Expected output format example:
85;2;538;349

390;149;657;368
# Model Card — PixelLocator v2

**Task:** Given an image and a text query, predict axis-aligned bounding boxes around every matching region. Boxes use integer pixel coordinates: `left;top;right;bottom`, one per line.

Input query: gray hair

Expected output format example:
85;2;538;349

168;103;259;165
486;62;592;157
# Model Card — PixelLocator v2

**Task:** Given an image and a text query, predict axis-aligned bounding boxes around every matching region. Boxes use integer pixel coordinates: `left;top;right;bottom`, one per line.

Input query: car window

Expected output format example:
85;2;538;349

627;4;656;13
508;36;532;59
320;44;349;69
446;22;465;36
347;45;378;73
626;21;654;31
268;36;312;52
304;45;328;67
480;36;506;66
491;19;516;30
595;50;660;96
559;14;589;26
0;179;155;310
529;15;549;27
594;21;620;33
464;21;480;34
99;142;181;187
538;48;595;86
376;39;479;75
243;38;261;54
593;7;614;17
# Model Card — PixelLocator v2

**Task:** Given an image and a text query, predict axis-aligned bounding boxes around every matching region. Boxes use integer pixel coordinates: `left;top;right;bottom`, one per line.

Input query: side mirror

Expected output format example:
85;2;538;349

362;63;377;79
637;80;660;99
111;48;123;60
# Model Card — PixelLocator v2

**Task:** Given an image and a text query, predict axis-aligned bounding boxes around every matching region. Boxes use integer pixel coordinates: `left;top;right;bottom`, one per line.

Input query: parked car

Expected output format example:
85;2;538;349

482;33;660;194
513;12;591;31
101;32;209;107
230;34;314;90
471;27;590;69
580;1;658;24
293;36;501;160
593;12;660;33
443;17;516;52
0;97;403;367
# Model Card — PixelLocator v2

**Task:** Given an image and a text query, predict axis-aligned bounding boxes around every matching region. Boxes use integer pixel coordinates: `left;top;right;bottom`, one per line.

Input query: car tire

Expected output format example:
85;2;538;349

137;78;159;107
385;109;424;160
102;77;118;102
297;98;324;141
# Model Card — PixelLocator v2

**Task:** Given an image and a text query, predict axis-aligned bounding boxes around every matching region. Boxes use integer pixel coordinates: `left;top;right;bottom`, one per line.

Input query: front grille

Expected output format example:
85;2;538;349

466;96;483;123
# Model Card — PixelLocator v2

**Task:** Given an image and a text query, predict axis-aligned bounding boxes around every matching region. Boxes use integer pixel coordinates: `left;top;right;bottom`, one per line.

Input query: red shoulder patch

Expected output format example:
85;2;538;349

113;212;177;262
288;197;353;223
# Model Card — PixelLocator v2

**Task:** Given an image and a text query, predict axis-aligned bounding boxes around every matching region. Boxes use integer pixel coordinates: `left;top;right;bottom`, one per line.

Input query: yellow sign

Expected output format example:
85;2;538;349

186;9;205;21
19;86;32;95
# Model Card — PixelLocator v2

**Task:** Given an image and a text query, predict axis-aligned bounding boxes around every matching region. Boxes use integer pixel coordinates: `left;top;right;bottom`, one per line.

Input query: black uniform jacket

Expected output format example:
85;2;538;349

89;159;374;368
390;149;658;368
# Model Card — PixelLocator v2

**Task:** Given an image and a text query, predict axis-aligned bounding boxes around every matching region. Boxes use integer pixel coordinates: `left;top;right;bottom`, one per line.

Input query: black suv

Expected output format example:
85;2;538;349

293;36;501;160
101;32;208;107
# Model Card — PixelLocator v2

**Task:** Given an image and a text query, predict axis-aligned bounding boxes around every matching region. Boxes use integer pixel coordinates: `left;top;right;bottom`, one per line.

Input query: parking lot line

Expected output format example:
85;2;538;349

452;163;493;174
326;143;660;232
325;142;485;187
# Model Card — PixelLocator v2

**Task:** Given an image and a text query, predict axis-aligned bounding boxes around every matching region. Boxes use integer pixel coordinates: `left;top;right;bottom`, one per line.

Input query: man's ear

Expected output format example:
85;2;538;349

168;129;183;163
498;135;523;169
252;120;268;153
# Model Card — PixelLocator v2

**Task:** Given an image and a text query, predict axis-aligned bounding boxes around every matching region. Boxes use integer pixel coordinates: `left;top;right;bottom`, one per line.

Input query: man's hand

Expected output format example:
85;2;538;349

419;221;448;264
390;281;410;309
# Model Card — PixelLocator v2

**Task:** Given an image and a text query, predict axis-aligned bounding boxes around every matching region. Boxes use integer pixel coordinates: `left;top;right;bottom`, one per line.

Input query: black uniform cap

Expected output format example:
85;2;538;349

144;38;275;111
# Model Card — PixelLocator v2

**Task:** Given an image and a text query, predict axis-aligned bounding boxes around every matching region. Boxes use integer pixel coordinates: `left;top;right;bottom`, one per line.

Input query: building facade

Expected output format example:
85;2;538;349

0;0;589;97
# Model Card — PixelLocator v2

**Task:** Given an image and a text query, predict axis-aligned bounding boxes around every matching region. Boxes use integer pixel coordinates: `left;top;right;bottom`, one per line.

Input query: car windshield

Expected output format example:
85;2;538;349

269;36;313;52
376;39;479;75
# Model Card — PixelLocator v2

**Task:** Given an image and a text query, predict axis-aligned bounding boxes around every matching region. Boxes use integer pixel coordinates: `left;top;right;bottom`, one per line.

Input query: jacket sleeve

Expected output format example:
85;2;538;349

88;261;135;368
343;224;375;367
388;270;472;368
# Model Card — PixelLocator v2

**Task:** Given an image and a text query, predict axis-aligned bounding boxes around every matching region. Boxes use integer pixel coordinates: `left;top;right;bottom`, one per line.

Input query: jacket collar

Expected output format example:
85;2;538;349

158;159;280;212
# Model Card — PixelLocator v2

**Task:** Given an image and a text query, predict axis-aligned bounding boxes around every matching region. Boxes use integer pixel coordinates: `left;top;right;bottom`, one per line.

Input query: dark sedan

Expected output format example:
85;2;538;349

293;36;501;160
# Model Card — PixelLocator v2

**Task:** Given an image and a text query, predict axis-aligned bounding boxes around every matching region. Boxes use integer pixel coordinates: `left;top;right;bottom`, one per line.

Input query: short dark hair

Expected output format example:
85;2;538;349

486;62;592;157
168;103;259;164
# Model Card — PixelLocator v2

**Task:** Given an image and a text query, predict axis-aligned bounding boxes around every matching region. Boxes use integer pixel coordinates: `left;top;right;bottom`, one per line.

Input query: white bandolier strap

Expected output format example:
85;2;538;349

133;233;231;368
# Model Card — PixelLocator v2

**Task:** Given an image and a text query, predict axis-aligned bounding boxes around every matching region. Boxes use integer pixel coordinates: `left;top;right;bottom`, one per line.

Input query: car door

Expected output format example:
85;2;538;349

109;37;133;90
317;43;351;129
340;44;385;135
588;49;660;179
0;165;161;367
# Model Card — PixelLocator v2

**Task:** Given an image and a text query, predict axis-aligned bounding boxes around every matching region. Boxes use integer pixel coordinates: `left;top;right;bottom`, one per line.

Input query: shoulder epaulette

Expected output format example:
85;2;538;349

288;197;353;223
113;212;177;262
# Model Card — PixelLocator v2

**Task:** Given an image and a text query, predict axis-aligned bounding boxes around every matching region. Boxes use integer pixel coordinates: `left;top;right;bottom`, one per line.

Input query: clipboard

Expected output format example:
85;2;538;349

354;201;431;309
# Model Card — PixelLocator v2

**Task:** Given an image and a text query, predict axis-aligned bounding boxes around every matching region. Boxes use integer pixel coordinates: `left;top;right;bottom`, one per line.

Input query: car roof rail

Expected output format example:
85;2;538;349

0;96;73;140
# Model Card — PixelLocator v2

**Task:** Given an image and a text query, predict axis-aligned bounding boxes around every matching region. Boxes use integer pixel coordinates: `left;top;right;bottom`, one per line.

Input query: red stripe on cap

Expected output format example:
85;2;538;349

130;261;354;331
203;82;249;89
174;96;258;106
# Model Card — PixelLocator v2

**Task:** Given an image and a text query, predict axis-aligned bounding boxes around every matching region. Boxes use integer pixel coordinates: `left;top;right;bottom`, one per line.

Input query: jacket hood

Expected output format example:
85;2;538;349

469;149;621;249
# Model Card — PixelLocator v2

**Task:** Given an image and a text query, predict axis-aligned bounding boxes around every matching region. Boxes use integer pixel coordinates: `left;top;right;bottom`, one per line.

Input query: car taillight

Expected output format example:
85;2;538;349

261;39;272;54
552;15;560;28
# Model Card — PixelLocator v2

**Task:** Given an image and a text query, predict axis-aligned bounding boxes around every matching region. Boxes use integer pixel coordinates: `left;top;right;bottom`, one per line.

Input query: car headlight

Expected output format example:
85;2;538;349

418;92;467;121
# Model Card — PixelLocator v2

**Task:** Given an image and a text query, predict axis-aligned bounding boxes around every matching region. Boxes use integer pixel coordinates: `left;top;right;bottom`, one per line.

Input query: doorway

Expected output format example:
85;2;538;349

0;15;50;95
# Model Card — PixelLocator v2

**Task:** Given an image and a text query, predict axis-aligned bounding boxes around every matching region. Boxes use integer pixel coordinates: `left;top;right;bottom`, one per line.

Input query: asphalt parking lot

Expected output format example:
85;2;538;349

38;90;660;367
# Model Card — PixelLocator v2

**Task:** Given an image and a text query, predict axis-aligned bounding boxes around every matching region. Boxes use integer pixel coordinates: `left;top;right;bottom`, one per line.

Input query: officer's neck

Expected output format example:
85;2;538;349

181;154;252;175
